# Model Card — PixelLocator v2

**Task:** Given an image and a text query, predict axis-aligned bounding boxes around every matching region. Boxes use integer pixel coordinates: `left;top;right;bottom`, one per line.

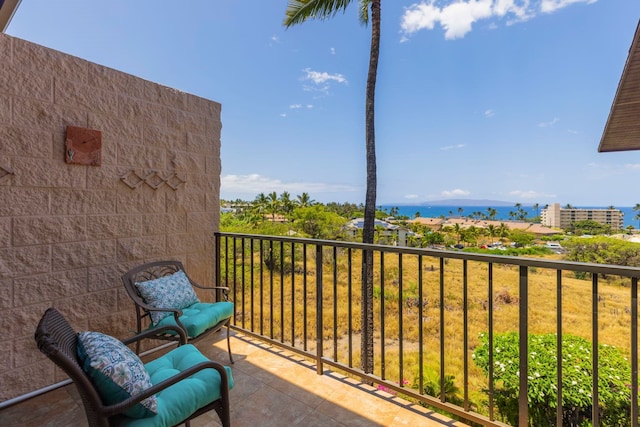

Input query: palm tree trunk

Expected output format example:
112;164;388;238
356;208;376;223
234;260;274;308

361;0;380;377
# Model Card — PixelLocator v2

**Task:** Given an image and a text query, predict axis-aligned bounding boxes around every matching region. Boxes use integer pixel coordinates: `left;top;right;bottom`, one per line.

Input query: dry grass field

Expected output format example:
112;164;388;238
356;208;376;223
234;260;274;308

226;244;636;415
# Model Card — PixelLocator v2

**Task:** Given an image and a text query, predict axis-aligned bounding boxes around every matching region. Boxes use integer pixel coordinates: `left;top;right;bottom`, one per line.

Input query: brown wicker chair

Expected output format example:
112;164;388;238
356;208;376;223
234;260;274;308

121;260;234;363
34;307;232;427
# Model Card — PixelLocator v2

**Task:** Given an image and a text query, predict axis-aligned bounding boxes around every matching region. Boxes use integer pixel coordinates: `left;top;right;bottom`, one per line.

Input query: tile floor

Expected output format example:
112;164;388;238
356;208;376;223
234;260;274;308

0;331;466;426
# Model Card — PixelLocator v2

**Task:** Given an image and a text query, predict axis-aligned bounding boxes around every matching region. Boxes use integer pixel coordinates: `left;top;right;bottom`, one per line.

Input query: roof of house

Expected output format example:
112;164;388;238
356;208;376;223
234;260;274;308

0;0;21;33
413;216;559;235
345;218;400;230
599;19;640;152
409;217;444;226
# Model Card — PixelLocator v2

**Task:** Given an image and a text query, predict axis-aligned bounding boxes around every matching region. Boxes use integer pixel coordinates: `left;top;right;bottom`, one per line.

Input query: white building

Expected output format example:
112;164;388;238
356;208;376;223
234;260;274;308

541;203;624;230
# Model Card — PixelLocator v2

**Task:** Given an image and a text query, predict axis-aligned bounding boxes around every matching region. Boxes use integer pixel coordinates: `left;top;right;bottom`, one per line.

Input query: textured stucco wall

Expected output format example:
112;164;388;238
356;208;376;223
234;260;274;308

0;32;221;401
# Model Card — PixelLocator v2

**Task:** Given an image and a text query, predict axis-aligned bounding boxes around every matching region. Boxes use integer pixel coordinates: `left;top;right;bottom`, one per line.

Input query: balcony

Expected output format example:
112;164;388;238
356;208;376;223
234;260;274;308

1;331;460;426
3;231;640;426
215;232;640;426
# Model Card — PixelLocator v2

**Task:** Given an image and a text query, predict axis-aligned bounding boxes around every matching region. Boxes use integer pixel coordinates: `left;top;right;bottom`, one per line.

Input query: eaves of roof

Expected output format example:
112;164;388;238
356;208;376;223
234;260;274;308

599;19;640;152
0;0;21;33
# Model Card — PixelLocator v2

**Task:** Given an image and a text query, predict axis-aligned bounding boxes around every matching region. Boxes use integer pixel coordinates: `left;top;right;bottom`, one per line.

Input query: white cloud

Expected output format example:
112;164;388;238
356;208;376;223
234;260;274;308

441;188;470;197
400;0;594;40
540;0;597;14
538;117;559;127
484;109;495;118
439;0;494;39
405;194;420;199
624;164;640;170
302;68;347;85
509;190;556;199
221;174;357;196
401;2;440;34
330;47;336;55
440;143;466;150
288;104;313;111
280;113;287;117
268;35;280;47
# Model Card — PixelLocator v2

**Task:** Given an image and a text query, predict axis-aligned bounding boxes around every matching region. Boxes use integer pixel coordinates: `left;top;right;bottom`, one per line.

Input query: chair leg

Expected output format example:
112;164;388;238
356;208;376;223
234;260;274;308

226;323;234;364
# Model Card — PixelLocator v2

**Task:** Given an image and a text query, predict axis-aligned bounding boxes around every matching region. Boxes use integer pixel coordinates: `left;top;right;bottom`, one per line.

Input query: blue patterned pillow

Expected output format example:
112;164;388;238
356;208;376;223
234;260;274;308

134;270;200;325
77;331;157;418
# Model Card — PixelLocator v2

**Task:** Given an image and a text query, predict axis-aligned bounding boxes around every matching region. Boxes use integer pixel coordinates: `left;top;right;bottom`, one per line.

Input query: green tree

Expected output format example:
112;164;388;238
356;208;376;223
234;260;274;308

473;332;631;426
267;191;279;220
292;205;346;239
279;191;295;219
452;223;463;244
253;192;268;217
284;0;382;376
296;192;315;207
486;224;497;244
422;231;445;246
508;229;535;247
633;203;640;229
497;223;509;242
566;219;611;236
487;207;497;220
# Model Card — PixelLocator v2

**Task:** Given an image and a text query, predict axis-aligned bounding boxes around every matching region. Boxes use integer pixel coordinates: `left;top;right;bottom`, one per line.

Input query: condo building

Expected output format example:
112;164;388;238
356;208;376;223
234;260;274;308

541;203;624;230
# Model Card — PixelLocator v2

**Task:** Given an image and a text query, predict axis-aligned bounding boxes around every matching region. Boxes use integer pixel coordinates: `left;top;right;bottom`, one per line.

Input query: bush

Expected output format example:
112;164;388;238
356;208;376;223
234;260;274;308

472;332;631;426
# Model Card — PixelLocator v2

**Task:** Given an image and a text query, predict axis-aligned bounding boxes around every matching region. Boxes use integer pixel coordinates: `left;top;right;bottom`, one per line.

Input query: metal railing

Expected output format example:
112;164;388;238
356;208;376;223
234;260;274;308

215;232;640;426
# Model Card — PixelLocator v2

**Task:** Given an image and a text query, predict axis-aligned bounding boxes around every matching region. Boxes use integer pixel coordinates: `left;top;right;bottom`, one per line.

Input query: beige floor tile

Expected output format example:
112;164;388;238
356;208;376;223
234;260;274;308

4;332;461;427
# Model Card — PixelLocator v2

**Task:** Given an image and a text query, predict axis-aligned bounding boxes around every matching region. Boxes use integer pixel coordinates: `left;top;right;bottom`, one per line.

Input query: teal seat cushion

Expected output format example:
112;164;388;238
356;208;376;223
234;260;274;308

120;344;234;427
154;301;234;338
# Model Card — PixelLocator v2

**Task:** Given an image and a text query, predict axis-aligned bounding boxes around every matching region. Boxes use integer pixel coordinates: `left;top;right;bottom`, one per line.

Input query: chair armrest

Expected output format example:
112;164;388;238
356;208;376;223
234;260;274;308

191;283;231;301
99;360;230;417
191;283;230;292
134;298;184;316
121;325;187;347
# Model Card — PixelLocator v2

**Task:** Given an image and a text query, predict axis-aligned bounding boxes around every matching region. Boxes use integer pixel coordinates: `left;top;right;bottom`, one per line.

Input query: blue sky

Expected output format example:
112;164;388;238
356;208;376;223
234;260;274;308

6;1;640;206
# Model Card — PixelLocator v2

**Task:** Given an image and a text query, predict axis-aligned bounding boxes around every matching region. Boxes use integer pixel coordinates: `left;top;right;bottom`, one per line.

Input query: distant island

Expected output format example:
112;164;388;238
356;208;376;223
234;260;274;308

398;199;520;207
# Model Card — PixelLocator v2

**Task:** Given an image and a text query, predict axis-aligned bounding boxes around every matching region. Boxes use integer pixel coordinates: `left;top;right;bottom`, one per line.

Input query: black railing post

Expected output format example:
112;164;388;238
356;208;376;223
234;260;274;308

214;232;221;296
556;269;563;426
592;274;599;427
316;244;324;375
518;265;529;426
632;277;638;427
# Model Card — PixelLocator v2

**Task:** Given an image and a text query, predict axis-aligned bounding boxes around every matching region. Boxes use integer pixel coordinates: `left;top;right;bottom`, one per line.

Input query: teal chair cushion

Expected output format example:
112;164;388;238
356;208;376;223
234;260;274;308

154;301;234;338
120;344;234;427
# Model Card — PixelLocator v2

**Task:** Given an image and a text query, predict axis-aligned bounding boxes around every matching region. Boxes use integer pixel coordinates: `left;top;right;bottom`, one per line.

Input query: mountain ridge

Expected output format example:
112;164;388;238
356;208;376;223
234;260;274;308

390;199;520;207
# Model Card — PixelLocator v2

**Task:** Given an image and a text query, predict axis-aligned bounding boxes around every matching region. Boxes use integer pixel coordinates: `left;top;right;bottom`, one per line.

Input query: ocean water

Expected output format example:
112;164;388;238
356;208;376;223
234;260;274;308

380;205;638;228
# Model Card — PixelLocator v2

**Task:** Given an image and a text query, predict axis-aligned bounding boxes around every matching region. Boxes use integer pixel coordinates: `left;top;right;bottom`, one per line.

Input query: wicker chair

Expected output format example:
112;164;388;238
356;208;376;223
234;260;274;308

34;307;232;427
121;260;234;363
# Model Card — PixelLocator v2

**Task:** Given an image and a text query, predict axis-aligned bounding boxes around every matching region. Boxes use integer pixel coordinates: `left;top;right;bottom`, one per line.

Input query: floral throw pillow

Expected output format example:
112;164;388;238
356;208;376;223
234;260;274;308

77;331;157;418
134;270;200;325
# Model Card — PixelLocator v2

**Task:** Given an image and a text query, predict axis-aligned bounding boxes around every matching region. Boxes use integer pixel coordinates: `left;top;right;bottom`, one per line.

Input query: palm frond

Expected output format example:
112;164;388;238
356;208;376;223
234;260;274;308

283;0;359;27
359;0;371;25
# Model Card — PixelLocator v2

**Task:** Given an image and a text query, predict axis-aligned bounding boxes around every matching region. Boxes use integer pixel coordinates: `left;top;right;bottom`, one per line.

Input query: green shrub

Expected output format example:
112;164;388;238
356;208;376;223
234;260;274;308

472;332;631;426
